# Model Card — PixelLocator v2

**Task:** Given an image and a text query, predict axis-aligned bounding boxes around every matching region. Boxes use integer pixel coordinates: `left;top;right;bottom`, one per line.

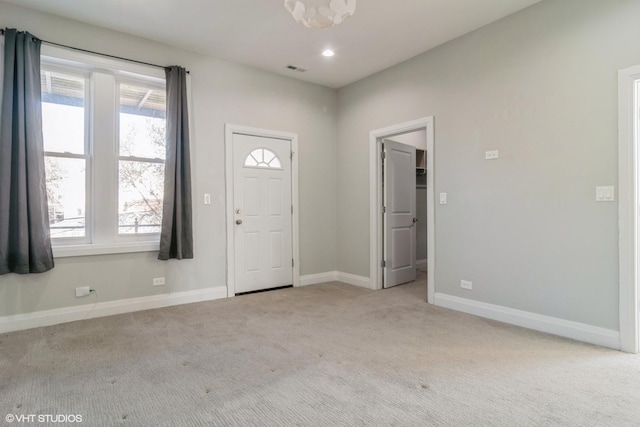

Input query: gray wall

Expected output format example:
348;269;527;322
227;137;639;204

0;3;338;317
337;0;640;330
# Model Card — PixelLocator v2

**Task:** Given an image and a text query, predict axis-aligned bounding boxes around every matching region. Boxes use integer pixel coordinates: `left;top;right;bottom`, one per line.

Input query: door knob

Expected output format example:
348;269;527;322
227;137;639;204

413;218;418;223
236;219;243;225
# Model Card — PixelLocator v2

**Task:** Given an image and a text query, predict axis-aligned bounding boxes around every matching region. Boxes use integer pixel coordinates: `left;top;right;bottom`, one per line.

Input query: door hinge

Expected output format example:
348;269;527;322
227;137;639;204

381;206;386;213
381;260;386;268
292;258;295;267
381;151;386;160
290;151;294;160
291;205;294;214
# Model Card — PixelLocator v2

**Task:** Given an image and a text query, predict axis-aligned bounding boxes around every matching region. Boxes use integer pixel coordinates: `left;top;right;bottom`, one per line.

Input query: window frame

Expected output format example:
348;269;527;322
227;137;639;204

115;77;167;240
41;45;167;258
41;63;92;246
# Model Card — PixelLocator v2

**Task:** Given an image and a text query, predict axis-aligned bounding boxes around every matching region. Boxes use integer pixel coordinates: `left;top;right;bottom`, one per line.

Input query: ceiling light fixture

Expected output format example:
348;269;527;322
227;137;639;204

284;0;356;29
322;49;335;57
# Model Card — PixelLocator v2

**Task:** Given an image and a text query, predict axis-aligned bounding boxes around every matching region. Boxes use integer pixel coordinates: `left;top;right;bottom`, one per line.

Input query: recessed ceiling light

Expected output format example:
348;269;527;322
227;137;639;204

322;49;335;57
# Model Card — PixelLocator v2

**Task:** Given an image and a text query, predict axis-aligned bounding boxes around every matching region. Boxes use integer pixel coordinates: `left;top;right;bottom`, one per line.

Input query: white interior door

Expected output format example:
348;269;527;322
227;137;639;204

383;140;417;288
233;133;292;294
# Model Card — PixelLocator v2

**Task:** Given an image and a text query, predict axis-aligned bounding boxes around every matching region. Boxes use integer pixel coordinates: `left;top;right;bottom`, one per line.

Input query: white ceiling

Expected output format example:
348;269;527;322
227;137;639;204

5;0;542;88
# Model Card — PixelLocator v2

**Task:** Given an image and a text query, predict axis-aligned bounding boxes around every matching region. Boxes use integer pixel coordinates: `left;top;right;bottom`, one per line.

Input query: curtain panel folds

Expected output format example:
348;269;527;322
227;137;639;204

158;66;193;260
0;28;54;275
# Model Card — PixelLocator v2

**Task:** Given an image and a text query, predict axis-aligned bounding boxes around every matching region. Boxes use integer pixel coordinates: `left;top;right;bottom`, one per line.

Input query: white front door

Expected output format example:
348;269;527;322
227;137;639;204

233;133;293;294
383;140;417;288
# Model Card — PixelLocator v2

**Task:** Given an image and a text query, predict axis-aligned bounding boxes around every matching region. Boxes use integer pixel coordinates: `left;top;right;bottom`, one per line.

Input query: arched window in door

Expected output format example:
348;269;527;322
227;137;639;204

244;148;282;169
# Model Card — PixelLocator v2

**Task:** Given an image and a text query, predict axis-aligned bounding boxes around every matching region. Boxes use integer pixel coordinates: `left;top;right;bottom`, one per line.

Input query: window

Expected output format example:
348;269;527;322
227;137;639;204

41;68;89;240
40;47;166;256
118;83;166;234
244;148;282;169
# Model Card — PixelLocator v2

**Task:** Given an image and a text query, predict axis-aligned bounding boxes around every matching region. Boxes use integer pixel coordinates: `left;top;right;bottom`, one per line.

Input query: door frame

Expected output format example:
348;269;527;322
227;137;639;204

225;124;300;297
618;65;640;353
369;117;435;302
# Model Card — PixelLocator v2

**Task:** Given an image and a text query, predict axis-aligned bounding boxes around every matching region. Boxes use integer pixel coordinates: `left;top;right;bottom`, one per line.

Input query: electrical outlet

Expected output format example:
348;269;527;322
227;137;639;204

461;280;472;290
153;277;166;287
75;286;92;297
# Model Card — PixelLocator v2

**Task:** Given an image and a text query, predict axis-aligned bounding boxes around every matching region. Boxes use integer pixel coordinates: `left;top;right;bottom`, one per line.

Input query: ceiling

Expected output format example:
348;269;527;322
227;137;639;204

5;0;542;89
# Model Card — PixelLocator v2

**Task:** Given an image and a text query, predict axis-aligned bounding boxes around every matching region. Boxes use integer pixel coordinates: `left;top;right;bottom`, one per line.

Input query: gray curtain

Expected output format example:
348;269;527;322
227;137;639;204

159;66;193;260
0;29;54;275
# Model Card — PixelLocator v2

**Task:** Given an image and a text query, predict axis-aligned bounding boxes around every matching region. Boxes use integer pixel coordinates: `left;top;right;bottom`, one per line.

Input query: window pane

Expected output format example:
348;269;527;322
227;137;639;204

45;157;86;238
41;70;85;154
269;157;282;168
245;148;281;169
119;84;166;159
118;160;164;234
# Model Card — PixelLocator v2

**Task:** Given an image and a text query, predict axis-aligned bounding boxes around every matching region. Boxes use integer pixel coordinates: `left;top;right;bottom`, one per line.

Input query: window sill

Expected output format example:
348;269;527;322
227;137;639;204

52;241;160;258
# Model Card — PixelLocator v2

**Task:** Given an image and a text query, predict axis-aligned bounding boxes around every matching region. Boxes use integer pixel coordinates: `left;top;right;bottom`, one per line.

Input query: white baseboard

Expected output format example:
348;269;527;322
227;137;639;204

416;259;427;269
336;272;371;289
0;271;371;334
0;286;227;334
299;271;371;289
299;271;339;286
434;293;620;350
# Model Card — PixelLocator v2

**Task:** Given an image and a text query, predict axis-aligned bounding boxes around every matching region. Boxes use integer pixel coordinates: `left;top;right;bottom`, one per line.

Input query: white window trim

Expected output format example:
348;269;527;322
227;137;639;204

41;45;165;80
41;45;167;258
53;241;160;258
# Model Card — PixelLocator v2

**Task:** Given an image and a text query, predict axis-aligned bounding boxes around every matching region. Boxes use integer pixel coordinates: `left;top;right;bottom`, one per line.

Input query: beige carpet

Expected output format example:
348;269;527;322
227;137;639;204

1;278;640;426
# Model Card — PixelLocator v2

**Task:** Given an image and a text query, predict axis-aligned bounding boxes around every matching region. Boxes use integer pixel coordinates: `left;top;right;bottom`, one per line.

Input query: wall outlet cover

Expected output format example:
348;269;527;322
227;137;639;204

461;280;472;290
75;286;91;297
153;277;166;287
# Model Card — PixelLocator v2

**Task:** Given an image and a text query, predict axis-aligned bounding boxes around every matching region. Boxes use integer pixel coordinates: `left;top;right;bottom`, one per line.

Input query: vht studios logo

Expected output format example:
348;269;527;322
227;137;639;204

5;414;83;423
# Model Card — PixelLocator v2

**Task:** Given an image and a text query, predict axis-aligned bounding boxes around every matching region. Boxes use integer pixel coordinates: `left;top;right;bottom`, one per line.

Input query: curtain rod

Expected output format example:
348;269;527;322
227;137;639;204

0;28;190;74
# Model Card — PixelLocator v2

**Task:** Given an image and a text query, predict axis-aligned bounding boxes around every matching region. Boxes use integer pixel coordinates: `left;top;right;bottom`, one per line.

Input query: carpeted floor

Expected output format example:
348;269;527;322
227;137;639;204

2;276;640;426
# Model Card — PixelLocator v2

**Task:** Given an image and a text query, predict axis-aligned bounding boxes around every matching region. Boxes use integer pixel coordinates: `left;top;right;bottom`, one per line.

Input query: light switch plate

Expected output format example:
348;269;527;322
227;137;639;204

485;150;499;160
439;193;447;205
204;193;211;205
595;186;615;202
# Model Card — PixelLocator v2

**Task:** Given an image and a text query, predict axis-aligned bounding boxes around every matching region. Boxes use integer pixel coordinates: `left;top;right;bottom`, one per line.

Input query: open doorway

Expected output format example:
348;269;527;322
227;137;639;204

369;117;435;303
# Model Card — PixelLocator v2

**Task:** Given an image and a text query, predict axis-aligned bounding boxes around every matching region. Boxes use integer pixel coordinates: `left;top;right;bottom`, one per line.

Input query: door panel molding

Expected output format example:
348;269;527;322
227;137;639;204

225;124;299;297
369;117;435;303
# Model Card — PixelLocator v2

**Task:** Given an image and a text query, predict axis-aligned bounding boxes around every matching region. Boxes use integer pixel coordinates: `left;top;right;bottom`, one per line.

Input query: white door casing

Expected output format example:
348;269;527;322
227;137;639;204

369;117;435;302
618;65;640;353
225;125;299;297
383;140;417;288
